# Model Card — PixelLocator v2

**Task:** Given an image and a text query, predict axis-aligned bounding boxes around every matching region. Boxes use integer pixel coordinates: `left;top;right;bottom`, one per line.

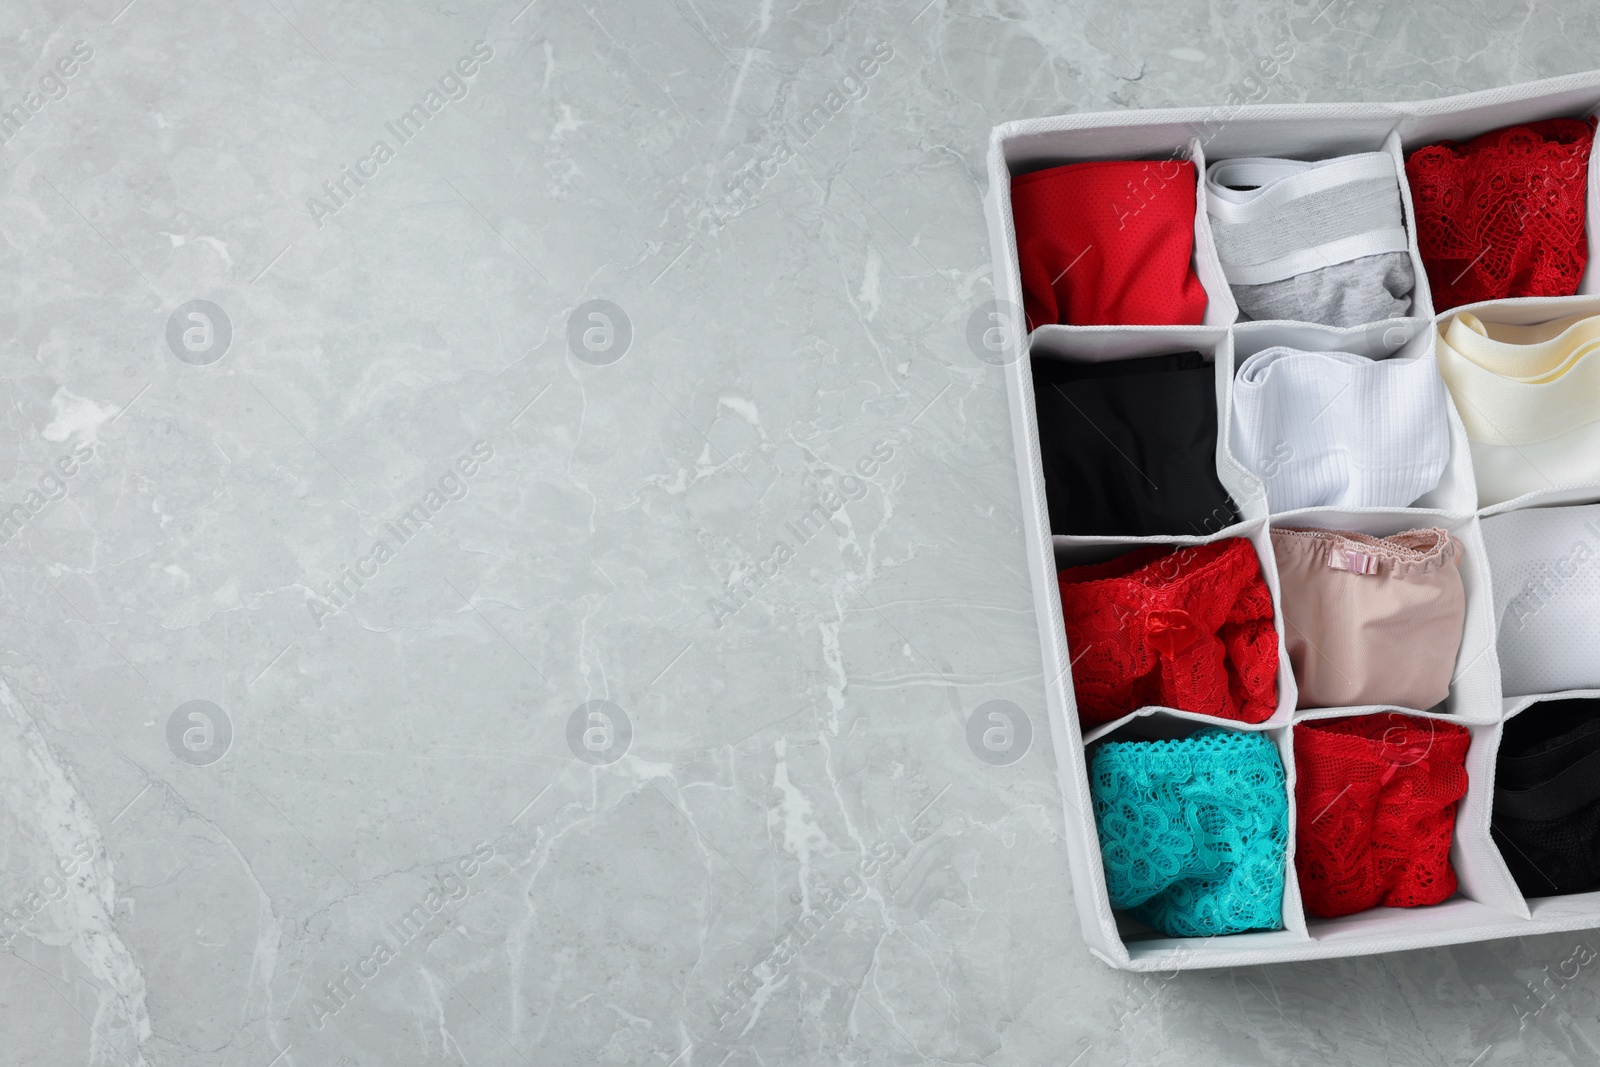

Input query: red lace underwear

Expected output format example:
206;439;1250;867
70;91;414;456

1057;538;1279;728
1011;159;1209;329
1405;118;1594;310
1294;714;1471;918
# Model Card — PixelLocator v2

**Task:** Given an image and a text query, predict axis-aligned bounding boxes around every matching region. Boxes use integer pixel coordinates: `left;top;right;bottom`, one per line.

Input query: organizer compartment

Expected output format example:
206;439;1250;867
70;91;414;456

1029;327;1244;538
1491;691;1600;905
1229;317;1474;516
1198;141;1423;326
1052;523;1296;743
1396;89;1600;300
995;71;1600;971
1030;326;1253;530
1434;295;1600;512
1264;509;1499;722
1504;702;1600;922
1480;500;1600;698
995;133;1240;330
1292;710;1525;928
1086;715;1311;969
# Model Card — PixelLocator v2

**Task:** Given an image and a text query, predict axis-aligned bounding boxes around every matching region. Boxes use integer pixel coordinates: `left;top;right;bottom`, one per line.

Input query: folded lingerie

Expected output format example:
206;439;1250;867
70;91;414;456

1207;153;1415;326
1271;526;1466;711
1436;309;1600;506
1406;118;1594;310
1091;727;1287;936
1493;697;1600;897
1294;714;1470;918
1033;351;1239;537
1481;502;1600;698
1011;159;1209;329
1232;345;1451;513
1058;538;1279;728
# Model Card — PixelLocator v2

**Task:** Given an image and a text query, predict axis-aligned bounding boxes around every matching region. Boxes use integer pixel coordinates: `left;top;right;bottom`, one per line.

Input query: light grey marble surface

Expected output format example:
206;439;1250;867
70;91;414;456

3;0;1600;1064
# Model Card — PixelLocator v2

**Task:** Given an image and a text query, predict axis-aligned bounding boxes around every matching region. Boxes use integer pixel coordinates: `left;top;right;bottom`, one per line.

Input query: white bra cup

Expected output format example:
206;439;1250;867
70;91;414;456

1231;346;1451;514
1481;502;1600;697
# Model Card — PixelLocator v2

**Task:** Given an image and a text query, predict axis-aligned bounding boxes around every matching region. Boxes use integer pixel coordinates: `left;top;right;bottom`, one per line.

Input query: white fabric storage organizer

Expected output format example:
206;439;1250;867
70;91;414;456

985;71;1600;971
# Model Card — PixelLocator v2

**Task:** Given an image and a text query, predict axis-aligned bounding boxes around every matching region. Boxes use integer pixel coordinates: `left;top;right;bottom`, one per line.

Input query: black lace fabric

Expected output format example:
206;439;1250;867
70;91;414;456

1492;697;1600;897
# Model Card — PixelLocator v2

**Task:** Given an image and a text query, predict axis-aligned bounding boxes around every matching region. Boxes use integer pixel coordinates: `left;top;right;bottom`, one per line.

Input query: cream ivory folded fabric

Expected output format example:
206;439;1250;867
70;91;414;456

1231;346;1451;514
1436;311;1600;507
1481;502;1600;697
1206;153;1415;326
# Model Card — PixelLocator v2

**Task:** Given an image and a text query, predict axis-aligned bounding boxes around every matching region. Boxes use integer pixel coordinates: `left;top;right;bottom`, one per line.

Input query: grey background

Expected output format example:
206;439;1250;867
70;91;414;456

0;0;1596;1064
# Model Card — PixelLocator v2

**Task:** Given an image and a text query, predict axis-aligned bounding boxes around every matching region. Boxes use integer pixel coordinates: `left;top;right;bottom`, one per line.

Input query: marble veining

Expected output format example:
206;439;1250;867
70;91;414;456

2;0;1600;1063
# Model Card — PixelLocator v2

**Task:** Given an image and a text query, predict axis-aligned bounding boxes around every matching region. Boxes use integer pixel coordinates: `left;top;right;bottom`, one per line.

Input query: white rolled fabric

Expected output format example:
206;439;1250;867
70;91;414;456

1231;346;1451;514
1481;502;1600;697
1436;311;1600;507
1207;153;1415;326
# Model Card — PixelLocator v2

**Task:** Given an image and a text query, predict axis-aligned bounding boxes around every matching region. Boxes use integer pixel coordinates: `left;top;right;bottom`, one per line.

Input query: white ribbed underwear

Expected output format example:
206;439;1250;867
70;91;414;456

1231;345;1450;514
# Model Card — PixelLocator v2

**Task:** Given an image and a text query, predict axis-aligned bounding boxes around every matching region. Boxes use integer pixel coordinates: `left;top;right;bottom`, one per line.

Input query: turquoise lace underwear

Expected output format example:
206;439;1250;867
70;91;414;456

1090;727;1288;937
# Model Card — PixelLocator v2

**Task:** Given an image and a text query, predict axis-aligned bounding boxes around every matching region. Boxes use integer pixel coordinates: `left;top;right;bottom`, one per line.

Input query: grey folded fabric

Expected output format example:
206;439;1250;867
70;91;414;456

1230;253;1414;325
1207;153;1416;326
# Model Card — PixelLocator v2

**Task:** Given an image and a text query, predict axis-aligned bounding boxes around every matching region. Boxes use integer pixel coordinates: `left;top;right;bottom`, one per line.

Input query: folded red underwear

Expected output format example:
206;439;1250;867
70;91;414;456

1057;538;1279;728
1012;159;1209;329
1294;714;1471;918
1406;118;1594;310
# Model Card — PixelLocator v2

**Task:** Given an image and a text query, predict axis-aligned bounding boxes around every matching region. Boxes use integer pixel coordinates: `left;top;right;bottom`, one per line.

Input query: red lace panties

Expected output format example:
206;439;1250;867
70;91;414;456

1011;159;1209;329
1057;538;1279;729
1406;118;1595;310
1294;714;1471;918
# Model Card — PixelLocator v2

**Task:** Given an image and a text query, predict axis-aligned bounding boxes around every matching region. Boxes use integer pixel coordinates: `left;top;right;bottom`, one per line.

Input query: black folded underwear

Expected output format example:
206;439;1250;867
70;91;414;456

1492;697;1600;897
1032;351;1240;537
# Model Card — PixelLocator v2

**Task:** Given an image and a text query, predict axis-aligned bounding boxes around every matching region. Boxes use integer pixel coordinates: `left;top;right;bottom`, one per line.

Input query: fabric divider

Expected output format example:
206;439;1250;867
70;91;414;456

1582;101;1600;295
1384;127;1435;316
1184;136;1238;328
